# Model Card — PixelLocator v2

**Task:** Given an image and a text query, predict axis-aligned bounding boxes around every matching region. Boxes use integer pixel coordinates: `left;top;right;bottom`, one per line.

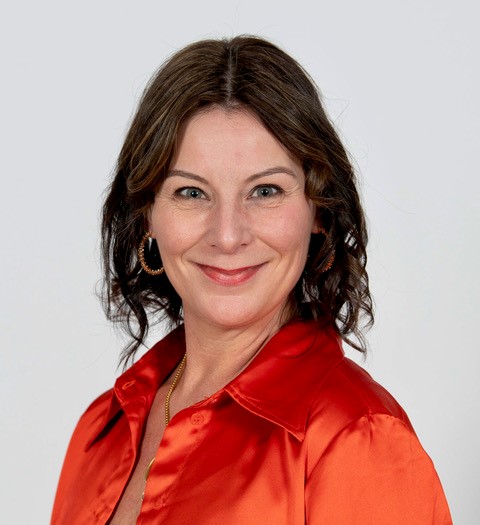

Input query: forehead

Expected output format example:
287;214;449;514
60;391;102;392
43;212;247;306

171;107;299;173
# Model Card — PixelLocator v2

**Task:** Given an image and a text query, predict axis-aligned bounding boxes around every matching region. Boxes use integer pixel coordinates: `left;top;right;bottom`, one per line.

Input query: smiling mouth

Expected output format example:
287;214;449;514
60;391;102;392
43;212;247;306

196;264;265;286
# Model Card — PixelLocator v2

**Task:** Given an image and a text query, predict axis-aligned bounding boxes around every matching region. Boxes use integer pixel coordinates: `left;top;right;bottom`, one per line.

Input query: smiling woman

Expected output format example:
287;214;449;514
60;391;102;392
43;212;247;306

151;109;316;331
51;36;452;524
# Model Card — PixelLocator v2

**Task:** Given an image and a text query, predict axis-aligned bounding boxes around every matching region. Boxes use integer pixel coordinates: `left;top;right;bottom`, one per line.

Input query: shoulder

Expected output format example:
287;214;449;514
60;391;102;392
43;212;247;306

299;340;452;523
309;355;411;426
278;320;413;435
299;330;415;460
63;388;116;456
302;369;453;524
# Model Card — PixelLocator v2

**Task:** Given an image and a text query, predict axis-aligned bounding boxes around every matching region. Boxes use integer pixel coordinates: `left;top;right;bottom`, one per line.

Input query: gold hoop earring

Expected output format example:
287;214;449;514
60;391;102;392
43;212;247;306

138;232;164;276
317;227;335;272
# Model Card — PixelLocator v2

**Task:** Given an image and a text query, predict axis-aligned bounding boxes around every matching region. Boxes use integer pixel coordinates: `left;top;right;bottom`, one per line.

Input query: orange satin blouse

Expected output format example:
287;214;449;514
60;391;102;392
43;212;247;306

52;320;452;524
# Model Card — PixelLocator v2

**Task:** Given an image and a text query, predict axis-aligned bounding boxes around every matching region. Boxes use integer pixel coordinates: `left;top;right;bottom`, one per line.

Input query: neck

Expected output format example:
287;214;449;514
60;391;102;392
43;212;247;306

176;311;284;402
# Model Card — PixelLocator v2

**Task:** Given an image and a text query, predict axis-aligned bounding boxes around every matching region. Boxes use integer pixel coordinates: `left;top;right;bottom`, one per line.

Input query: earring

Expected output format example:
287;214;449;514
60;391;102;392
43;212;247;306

138;232;164;276
317;227;335;272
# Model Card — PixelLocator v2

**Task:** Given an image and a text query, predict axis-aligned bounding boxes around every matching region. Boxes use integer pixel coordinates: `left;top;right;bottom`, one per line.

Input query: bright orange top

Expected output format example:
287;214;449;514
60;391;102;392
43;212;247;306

52;320;452;524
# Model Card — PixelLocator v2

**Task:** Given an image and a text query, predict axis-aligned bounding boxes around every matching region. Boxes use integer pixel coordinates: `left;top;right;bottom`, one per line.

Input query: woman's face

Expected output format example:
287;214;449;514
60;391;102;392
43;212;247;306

150;108;317;331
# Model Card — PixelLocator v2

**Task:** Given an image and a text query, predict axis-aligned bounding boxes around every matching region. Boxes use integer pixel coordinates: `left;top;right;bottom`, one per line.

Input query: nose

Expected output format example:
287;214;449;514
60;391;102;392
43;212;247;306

205;200;253;253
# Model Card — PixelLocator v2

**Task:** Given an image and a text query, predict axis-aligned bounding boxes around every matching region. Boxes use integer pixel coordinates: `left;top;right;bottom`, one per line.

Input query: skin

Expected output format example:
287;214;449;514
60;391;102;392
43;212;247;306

152;106;316;350
109;108;317;523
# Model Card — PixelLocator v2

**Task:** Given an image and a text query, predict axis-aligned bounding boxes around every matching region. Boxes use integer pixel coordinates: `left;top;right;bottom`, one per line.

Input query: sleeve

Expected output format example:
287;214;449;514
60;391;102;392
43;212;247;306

305;413;452;524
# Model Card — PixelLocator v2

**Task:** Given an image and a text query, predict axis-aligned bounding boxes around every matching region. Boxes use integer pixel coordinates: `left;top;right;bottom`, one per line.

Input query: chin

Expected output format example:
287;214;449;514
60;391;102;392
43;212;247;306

192;299;281;331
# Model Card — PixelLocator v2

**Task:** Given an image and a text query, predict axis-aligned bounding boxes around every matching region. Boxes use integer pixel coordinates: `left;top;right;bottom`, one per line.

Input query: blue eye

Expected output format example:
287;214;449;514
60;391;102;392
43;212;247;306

252;185;282;198
177;187;205;199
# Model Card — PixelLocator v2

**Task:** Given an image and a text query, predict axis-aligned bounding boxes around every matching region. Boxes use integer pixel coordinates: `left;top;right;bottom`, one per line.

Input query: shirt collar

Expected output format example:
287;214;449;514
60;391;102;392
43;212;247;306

225;319;344;441
86;326;185;449
87;319;343;448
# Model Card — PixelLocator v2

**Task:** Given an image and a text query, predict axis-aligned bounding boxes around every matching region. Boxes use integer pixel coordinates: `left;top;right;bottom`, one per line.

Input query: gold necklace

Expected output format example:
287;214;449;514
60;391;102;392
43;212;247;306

164;352;187;426
143;353;187;496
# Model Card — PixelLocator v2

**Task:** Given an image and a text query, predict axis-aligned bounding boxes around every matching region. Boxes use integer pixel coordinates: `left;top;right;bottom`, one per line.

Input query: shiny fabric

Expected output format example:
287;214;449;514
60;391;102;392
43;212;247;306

52;320;452;524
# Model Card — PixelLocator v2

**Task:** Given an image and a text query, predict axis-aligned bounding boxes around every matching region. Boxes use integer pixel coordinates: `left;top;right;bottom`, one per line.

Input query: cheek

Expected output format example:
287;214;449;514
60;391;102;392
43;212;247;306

260;204;314;252
151;208;201;257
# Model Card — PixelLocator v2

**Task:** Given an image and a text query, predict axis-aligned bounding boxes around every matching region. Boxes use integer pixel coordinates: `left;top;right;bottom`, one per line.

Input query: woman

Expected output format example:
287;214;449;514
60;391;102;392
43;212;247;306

52;36;452;524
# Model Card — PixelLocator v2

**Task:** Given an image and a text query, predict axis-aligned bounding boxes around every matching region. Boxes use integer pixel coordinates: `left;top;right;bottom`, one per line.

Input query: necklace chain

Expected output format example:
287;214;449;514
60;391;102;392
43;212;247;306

164;352;187;426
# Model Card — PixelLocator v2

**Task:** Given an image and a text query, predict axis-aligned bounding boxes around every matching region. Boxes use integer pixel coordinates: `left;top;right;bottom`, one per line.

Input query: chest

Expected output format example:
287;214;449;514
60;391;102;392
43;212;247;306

57;396;306;524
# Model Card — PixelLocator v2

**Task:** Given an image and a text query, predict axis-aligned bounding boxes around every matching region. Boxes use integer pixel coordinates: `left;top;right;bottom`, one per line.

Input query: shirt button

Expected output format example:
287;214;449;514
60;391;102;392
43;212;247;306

190;412;204;425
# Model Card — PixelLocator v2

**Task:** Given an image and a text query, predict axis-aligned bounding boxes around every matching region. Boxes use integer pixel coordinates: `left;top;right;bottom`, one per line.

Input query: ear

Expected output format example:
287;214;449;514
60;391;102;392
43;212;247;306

311;214;321;234
309;200;320;234
145;207;155;239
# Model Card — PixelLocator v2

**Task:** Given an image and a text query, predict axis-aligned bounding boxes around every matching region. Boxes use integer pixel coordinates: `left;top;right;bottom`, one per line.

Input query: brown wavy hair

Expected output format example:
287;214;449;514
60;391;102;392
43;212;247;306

101;35;373;365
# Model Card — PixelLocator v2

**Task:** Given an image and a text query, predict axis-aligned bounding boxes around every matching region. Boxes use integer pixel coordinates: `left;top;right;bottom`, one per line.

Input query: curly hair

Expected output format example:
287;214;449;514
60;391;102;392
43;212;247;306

101;35;373;365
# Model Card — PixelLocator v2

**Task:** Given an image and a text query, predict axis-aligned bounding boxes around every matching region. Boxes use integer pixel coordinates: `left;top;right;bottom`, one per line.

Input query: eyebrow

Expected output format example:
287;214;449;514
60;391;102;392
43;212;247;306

166;166;298;183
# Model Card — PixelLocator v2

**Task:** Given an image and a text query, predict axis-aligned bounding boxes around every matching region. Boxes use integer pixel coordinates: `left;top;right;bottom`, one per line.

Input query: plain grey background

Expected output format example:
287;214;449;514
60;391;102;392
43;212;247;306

1;1;478;523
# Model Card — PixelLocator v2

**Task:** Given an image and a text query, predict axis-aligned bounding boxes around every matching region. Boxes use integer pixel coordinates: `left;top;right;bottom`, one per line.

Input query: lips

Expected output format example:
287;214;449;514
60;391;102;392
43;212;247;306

196;264;264;286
